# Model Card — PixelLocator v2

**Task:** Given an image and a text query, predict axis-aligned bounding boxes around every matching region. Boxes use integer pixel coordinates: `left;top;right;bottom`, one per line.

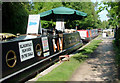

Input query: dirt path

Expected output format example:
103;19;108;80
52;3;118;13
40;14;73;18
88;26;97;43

70;37;118;81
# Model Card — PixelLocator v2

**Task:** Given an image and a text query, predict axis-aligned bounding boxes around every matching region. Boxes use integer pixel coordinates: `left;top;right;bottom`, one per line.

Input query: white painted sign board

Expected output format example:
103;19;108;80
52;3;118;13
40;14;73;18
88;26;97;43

27;15;41;34
55;21;65;32
18;40;34;62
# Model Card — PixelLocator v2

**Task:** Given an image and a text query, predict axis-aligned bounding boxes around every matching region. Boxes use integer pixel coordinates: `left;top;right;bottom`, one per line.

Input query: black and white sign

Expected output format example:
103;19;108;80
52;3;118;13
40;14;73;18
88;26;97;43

19;40;34;62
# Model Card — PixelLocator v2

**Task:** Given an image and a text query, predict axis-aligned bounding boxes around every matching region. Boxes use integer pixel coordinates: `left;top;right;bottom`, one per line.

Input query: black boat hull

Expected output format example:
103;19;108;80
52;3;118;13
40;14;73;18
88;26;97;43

0;32;83;82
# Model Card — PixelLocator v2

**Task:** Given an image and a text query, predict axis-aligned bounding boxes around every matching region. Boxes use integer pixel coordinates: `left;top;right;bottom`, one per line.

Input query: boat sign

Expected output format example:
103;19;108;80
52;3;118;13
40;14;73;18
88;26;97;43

18;40;35;62
27;15;41;34
42;37;49;52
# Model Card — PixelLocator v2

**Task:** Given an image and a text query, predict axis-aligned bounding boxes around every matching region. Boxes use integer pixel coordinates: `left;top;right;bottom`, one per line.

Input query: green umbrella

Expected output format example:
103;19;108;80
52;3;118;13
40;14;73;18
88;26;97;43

39;6;87;21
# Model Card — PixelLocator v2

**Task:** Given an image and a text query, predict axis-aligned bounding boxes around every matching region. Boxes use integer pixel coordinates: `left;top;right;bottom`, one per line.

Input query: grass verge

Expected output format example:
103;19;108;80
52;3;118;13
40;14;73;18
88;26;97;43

36;39;102;82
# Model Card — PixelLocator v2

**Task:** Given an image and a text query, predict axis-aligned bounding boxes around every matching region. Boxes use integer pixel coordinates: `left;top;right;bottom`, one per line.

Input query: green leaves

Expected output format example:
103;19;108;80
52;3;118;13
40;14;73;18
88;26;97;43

102;2;120;28
32;2;102;29
2;2;106;34
2;2;29;34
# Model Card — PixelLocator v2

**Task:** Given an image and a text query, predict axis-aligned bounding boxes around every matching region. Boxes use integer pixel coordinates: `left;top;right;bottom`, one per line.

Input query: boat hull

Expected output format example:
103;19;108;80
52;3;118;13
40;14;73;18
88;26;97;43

0;32;83;83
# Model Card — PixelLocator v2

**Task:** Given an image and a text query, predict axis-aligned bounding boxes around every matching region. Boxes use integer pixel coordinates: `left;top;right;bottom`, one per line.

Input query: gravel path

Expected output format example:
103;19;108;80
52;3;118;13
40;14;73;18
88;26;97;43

69;36;118;82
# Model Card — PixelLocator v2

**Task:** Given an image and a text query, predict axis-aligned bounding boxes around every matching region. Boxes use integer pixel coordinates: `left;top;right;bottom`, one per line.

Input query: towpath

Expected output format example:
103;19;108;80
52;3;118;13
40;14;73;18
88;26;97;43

69;36;118;82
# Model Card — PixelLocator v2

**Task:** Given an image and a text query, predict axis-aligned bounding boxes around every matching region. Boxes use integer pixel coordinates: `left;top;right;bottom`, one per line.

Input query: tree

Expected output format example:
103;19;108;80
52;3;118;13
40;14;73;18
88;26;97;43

2;2;103;33
32;2;63;29
62;2;101;29
102;1;120;46
2;2;29;34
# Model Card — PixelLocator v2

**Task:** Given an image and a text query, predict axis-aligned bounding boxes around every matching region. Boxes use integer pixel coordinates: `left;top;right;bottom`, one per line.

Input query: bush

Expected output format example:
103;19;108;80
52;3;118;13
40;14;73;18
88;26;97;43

113;41;120;66
113;40;120;79
115;28;120;48
2;2;29;34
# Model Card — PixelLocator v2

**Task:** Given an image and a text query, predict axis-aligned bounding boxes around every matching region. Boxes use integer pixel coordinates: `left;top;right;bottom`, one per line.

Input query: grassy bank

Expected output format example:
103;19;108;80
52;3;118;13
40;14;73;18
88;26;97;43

36;39;102;82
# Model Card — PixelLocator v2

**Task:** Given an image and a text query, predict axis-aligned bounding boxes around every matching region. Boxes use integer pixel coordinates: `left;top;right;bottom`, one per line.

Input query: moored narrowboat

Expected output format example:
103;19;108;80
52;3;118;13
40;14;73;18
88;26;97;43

77;29;98;42
1;6;88;82
0;17;83;83
77;30;92;42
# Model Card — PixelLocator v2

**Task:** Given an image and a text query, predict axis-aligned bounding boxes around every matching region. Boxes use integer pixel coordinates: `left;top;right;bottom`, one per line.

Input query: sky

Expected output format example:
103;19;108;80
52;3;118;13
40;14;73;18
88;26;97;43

91;0;110;22
98;3;110;22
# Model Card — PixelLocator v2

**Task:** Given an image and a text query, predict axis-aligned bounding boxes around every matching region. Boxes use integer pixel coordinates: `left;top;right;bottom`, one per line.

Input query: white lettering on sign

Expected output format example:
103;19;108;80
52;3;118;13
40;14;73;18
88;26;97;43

19;40;34;62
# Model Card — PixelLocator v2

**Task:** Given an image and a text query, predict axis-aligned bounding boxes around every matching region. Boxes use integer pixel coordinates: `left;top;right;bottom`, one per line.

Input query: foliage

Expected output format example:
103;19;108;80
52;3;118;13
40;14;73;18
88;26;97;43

113;39;120;80
102;1;120;28
32;2;63;29
113;40;120;67
101;20;109;29
2;2;29;34
31;2;103;30
82;40;102;54
2;2;104;34
98;1;120;46
107;2;120;46
114;28;120;47
61;2;101;29
36;39;102;81
105;1;120;79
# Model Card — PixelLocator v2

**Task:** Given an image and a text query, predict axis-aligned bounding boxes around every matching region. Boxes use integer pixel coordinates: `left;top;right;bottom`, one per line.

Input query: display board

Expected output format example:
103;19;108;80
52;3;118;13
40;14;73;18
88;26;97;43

18;40;34;62
41;37;50;57
55;21;65;32
27;15;42;34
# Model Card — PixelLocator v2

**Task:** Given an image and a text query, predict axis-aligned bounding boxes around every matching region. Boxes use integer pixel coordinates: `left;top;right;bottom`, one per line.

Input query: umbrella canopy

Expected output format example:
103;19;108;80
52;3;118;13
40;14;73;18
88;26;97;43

39;6;87;21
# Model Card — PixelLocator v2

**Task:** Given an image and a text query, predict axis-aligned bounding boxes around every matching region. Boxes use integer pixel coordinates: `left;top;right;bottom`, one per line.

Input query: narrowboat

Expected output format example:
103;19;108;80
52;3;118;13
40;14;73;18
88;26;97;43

0;15;83;83
77;29;98;42
91;29;98;38
1;6;88;82
77;30;92;42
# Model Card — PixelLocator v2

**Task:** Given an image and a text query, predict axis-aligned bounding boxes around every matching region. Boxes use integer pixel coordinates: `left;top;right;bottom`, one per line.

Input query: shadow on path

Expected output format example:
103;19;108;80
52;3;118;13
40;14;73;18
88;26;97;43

69;37;118;82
